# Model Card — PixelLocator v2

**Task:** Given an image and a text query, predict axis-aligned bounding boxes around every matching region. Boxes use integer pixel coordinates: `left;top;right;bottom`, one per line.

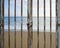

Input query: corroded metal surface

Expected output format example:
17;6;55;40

50;0;52;48
14;0;16;48
37;0;39;48
27;0;33;48
8;0;10;48
21;0;23;48
1;0;4;48
44;0;46;48
0;0;1;48
56;0;58;48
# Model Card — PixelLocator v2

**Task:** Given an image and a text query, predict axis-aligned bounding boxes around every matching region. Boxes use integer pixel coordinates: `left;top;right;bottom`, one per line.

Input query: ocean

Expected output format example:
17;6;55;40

4;16;56;32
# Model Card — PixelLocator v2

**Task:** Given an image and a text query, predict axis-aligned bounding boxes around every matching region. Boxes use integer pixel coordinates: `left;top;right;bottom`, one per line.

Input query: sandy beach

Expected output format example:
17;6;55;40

4;32;56;48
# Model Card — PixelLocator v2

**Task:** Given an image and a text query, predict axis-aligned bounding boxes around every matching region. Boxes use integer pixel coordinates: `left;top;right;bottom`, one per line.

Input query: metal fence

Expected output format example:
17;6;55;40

0;0;57;48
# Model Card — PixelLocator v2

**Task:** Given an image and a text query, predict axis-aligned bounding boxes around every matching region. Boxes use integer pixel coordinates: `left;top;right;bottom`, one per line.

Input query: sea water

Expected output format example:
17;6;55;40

4;16;56;32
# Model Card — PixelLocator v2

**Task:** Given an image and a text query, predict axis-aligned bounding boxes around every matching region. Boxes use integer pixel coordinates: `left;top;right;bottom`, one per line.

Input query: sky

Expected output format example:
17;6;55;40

4;0;56;32
4;0;56;17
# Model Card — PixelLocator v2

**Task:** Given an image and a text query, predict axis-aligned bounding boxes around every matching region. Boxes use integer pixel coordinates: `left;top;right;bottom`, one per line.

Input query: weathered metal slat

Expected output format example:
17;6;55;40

56;0;58;40
56;0;58;48
30;0;33;48
0;0;1;48
27;0;33;48
27;0;30;48
37;0;39;48
50;0;52;48
44;0;46;48
1;0;4;48
21;0;23;48
14;0;16;48
8;0;10;48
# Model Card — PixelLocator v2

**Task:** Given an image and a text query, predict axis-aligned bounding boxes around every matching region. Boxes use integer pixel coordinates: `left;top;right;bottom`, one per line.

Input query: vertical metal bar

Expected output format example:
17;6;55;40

1;0;4;48
56;0;58;32
37;0;39;48
44;0;46;48
8;0;10;48
0;0;1;34
50;0;52;48
27;0;30;48
27;0;33;48
56;0;58;48
30;0;33;48
0;0;1;48
14;0;16;48
21;0;23;48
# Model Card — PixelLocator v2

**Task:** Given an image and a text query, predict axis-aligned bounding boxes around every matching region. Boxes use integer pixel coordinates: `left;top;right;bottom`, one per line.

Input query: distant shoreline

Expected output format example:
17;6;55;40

4;29;56;33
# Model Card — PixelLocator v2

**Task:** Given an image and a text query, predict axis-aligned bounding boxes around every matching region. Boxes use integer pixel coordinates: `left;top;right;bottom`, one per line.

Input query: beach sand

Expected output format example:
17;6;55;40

4;32;56;48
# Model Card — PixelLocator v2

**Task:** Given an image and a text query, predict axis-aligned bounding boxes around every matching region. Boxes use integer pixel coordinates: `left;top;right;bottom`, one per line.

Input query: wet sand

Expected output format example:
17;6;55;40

4;32;56;48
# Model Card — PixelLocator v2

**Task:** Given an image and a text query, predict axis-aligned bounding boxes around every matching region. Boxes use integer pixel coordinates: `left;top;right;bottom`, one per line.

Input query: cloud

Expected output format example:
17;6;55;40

5;0;56;17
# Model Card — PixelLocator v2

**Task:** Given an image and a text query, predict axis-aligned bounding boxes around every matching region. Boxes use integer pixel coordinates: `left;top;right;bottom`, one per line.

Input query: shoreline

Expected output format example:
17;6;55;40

4;30;56;33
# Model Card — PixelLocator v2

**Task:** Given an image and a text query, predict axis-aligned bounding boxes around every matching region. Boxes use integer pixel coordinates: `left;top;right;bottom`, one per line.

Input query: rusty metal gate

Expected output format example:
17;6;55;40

0;0;57;48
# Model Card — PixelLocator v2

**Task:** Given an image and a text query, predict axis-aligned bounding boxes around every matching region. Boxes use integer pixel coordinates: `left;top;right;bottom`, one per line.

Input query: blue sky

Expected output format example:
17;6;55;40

4;0;56;17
